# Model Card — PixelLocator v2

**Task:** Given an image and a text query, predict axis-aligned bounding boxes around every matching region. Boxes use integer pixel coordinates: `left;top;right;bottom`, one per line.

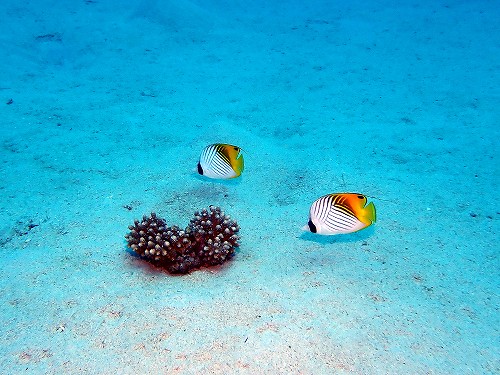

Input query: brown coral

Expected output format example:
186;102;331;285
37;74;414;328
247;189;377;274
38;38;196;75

125;206;239;274
187;206;240;266
125;213;168;262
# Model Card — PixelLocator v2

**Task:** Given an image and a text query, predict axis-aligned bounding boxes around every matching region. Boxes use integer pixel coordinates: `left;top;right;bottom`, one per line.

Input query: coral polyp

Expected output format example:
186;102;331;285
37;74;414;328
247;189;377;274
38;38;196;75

187;206;240;266
126;212;167;262
125;206;240;274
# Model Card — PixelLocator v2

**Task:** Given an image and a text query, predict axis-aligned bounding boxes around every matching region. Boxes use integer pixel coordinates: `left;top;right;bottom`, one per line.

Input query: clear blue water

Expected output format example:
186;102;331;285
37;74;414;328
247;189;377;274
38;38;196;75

1;1;498;373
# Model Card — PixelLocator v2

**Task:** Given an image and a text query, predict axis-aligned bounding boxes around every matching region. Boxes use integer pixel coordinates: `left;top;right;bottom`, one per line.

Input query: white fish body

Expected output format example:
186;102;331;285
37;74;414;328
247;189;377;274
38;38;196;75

197;144;244;180
304;193;376;235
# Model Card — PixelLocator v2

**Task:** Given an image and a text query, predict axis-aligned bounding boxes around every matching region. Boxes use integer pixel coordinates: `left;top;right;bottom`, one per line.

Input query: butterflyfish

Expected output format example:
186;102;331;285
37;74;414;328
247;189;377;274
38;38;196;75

197;143;244;179
304;193;376;235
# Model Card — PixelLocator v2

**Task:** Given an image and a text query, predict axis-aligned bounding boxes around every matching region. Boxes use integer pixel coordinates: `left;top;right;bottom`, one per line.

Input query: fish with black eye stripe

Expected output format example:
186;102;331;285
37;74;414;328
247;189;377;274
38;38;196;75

303;193;376;235
197;143;244;179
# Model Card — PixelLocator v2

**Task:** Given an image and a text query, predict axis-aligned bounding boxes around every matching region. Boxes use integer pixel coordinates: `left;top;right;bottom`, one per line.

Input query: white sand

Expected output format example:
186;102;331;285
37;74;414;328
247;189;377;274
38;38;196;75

0;1;498;373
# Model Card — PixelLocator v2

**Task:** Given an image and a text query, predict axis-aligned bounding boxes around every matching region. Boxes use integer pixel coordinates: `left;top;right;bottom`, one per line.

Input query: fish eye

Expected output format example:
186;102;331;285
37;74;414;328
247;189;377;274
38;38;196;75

233;147;240;151
357;195;364;199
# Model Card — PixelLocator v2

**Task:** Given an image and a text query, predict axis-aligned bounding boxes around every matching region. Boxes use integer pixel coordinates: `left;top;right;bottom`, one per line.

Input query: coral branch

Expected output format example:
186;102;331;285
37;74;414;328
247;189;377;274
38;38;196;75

125;206;240;274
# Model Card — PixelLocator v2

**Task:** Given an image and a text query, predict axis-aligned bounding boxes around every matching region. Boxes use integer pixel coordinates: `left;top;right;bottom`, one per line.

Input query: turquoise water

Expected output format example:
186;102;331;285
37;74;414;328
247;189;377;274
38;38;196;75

1;1;498;373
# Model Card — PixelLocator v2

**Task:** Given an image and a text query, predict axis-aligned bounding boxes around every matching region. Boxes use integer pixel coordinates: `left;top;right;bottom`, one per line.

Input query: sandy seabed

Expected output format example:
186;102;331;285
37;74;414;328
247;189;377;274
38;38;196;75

0;1;498;374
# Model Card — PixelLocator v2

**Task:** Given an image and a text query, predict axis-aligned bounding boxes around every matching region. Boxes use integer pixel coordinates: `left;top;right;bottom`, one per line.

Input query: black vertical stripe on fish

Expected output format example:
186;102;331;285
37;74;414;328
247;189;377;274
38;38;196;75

307;219;317;233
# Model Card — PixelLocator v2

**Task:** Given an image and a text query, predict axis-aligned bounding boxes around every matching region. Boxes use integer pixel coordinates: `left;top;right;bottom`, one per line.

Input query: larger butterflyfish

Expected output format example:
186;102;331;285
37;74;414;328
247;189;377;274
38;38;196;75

197;143;244;179
304;193;376;235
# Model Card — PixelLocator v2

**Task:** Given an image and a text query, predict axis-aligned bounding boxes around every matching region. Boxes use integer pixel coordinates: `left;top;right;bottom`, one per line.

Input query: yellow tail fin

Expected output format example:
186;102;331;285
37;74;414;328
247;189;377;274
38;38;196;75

365;202;376;223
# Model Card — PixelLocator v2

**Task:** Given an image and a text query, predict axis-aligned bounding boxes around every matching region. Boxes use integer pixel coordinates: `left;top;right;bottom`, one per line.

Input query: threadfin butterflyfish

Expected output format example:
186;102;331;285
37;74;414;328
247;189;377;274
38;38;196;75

303;193;376;235
197;143;244;179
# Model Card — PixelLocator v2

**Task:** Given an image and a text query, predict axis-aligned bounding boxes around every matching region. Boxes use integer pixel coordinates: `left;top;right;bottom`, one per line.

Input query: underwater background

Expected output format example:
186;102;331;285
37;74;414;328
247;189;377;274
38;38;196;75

0;0;498;373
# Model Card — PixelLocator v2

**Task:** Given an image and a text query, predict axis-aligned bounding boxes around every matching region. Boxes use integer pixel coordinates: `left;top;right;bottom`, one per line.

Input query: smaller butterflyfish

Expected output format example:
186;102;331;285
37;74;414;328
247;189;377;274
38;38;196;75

197;143;244;179
304;193;376;235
